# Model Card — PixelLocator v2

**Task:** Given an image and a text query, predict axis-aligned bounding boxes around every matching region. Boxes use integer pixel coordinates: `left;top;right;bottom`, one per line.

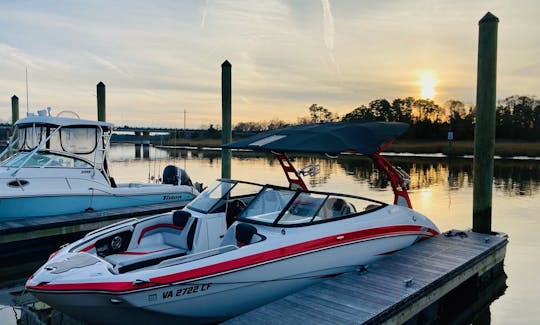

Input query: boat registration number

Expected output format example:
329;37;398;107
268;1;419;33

161;283;212;300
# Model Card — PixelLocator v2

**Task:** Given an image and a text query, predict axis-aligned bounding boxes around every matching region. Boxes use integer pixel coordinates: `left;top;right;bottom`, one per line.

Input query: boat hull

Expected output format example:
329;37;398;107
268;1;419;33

0;191;196;219
30;232;421;324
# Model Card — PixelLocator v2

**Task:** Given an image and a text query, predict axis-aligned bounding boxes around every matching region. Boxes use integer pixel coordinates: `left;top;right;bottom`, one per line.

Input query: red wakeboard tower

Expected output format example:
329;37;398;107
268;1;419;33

272;144;412;209
222;121;412;209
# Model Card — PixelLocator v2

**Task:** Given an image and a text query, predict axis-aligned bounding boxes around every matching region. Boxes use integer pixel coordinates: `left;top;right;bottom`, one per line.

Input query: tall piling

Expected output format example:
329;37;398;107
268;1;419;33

221;60;232;179
97;82;106;122
473;12;499;234
11;95;19;125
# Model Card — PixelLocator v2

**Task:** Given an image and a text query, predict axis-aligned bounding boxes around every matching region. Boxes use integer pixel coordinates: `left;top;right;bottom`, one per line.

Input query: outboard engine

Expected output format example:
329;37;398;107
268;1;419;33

162;165;193;186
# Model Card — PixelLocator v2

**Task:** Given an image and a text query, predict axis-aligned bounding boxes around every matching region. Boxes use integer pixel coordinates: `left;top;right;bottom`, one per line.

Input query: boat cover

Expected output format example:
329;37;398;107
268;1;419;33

223;122;408;155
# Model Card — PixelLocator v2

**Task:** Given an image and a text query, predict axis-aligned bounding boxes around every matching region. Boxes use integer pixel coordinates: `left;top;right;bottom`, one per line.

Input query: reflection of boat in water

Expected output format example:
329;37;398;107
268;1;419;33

27;122;439;324
0;113;200;219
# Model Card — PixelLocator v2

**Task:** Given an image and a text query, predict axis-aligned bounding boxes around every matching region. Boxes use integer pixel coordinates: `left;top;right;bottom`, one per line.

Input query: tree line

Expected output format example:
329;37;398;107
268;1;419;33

232;95;540;141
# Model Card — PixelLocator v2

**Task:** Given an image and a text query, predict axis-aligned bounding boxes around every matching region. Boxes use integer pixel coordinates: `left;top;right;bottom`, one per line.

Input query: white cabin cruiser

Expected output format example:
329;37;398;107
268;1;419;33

27;122;439;324
0;113;200;219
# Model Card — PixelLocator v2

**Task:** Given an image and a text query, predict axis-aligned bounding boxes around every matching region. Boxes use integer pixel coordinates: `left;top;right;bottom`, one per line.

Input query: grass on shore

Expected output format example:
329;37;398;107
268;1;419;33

164;138;540;157
389;140;540;157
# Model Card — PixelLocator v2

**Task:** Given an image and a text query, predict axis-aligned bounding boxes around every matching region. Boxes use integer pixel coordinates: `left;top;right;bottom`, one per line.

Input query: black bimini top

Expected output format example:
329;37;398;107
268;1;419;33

223;121;409;155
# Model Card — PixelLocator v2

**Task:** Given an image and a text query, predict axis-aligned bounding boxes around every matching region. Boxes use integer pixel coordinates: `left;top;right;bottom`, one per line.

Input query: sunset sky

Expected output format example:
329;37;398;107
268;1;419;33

0;0;538;128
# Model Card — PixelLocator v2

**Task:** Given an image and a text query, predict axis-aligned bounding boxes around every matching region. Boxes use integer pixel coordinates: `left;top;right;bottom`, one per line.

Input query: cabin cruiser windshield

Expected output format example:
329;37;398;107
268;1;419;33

1;121;110;176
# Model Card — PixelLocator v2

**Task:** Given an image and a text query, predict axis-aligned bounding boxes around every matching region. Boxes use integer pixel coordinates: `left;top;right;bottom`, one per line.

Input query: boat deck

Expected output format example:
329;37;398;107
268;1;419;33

225;229;507;324
0;201;190;280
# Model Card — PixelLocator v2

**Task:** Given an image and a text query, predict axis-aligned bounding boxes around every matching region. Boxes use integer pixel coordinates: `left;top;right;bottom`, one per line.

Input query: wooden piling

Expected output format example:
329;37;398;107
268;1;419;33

473;12;499;234
221;60;232;179
97;81;106;122
10;95;19;125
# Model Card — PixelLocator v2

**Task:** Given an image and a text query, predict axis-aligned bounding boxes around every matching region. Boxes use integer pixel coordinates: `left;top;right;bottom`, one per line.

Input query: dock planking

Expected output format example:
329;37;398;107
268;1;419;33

0;200;190;243
225;230;507;325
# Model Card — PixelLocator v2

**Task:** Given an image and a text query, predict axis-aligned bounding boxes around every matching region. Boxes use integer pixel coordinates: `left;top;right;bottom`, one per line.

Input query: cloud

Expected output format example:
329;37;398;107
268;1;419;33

201;0;210;28
321;0;334;50
0;43;44;70
84;51;130;77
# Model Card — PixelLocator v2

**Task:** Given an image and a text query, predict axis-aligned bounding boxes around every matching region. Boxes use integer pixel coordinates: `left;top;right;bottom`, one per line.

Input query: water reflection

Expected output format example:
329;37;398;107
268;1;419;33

109;144;540;198
336;155;540;197
2;144;537;324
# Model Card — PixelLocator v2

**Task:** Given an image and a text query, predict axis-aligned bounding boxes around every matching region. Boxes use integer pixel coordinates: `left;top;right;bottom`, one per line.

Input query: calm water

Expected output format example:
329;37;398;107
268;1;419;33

2;143;539;324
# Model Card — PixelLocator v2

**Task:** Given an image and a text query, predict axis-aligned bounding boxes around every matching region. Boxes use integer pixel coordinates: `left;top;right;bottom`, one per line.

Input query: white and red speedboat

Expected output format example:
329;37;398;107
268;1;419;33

26;122;439;324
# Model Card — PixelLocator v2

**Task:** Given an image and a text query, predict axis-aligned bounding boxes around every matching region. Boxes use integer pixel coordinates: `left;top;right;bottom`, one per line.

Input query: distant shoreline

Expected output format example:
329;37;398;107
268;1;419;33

154;138;540;158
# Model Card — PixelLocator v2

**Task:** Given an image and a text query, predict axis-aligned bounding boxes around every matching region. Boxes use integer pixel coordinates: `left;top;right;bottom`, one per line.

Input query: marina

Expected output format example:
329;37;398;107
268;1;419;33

24;122;442;324
0;3;537;323
0;149;537;323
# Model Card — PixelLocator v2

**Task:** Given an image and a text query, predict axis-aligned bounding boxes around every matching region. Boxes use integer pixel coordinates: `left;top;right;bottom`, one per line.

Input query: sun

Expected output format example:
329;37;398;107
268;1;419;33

418;71;437;99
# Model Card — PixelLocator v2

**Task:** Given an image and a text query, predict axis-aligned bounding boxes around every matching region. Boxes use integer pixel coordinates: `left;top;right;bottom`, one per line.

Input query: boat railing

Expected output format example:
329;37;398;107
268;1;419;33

0;134;20;162
92;127;111;178
84;218;139;238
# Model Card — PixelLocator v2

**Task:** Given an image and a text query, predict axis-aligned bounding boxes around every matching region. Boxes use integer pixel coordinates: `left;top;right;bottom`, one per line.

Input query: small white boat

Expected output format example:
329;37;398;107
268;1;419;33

26;122;439;324
0;112;200;219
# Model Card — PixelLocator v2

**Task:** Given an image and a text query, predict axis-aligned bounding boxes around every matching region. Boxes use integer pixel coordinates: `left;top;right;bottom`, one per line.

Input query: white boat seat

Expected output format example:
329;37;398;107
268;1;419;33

107;212;198;273
131;210;191;248
323;198;356;219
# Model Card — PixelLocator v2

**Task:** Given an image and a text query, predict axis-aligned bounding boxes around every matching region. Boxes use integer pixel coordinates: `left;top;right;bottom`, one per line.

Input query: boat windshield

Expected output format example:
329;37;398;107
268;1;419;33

187;180;263;213
15;125;99;154
3;123;111;172
239;186;385;226
0;151;93;168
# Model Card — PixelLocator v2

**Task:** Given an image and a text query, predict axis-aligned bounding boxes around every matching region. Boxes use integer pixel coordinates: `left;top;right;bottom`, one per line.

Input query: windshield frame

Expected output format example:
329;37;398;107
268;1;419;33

236;185;388;228
186;179;265;214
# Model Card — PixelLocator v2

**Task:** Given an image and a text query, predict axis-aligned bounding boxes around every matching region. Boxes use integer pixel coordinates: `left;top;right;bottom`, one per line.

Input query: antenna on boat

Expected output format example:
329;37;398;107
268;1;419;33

25;66;29;115
183;109;187;171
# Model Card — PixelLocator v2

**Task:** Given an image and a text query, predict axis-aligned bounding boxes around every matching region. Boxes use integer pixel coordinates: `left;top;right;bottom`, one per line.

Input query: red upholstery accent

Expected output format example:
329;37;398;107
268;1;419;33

137;224;184;244
80;244;95;252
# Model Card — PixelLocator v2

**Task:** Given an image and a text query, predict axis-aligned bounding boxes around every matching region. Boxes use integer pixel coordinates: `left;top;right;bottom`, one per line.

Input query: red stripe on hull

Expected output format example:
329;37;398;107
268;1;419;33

27;225;438;293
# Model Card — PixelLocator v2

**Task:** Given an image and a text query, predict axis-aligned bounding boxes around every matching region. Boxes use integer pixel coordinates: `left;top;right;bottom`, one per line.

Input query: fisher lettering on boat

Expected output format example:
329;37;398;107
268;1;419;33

162;283;212;300
162;194;184;201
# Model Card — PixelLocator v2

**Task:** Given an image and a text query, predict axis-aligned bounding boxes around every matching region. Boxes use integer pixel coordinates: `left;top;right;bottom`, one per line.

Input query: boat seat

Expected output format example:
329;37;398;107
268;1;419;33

131;210;190;248
324;198;356;219
235;223;260;247
107;213;198;273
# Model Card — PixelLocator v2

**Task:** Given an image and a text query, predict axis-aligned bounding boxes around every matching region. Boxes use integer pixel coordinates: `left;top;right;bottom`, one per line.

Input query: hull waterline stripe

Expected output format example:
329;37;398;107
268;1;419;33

27;225;438;293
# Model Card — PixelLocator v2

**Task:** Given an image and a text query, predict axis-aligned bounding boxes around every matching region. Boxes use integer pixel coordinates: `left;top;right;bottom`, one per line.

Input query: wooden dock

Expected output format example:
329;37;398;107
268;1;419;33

225;230;507;325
